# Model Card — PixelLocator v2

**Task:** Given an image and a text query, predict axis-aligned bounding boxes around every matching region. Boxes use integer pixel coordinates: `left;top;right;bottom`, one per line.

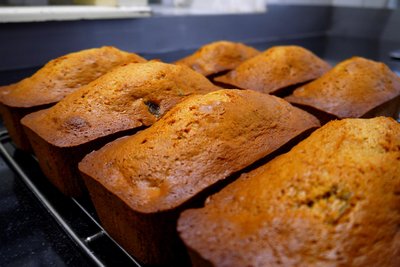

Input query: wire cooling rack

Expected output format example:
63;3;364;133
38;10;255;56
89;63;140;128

0;130;142;267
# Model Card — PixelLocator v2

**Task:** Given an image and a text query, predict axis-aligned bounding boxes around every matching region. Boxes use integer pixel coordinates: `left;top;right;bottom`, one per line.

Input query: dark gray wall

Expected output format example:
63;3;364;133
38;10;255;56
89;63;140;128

328;6;400;42
382;7;400;41
1;4;400;76
0;5;331;72
328;7;392;39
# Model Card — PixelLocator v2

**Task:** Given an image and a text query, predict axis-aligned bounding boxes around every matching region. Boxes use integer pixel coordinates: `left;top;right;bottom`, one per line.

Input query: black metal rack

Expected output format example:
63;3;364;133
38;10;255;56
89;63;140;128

0;130;142;267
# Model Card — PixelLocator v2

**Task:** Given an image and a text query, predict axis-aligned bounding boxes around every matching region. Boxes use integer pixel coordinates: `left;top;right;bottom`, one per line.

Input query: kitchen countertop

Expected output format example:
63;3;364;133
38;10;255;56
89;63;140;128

0;35;399;266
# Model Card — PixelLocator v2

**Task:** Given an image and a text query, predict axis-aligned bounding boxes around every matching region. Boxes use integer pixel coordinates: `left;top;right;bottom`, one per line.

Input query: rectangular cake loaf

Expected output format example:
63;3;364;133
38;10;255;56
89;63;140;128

178;117;400;267
22;61;220;197
79;89;320;266
285;57;400;124
0;46;145;151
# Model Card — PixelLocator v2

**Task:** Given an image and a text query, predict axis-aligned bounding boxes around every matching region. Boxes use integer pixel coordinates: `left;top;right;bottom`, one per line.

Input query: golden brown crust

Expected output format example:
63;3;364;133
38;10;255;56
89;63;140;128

21;61;220;147
79;89;320;213
214;45;331;94
178;117;400;267
285;57;400;118
175;41;260;76
0;46;146;108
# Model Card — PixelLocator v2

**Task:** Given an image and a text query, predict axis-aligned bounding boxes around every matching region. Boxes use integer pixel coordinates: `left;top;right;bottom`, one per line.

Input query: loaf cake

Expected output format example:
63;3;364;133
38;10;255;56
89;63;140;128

0;46;146;151
285;57;400;123
175;41;260;76
214;45;330;94
178;117;400;267
79;89;320;266
21;61;220;197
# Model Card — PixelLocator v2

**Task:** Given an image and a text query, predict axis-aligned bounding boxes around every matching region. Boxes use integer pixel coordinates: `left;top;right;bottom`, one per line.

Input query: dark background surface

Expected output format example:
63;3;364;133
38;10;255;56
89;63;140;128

0;4;399;267
0;155;93;267
1;4;400;80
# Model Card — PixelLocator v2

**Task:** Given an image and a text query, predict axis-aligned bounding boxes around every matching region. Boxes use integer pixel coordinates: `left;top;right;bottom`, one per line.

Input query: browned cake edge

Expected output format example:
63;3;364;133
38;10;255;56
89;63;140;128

0;103;53;151
23;124;145;197
83;176;192;266
287;93;400;124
